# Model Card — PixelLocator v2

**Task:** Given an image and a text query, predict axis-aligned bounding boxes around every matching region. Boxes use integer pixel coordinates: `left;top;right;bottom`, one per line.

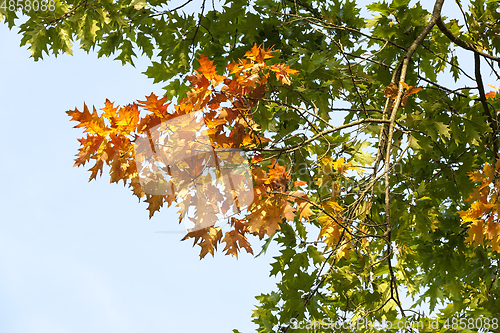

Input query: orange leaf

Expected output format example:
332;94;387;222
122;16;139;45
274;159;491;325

247;197;283;239
67;104;108;136
251;154;263;164
487;84;500;91
406;86;421;96
222;229;253;258
399;81;410;90
100;99;119;119
294;180;307;187
485;91;497;100
319;223;341;246
244;43;275;63
197;54;225;85
74;135;104;167
269;63;299;85
111;103;141;134
226;60;242;75
289;191;314;221
137;93;170;119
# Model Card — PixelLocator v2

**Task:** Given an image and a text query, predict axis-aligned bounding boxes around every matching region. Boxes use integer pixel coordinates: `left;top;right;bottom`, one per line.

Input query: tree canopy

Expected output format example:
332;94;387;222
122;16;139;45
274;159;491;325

3;0;500;331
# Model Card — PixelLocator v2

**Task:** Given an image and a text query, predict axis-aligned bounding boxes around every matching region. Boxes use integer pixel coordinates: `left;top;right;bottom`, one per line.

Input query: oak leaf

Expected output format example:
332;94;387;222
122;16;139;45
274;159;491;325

244;43;275;63
182;226;223;259
222;229;253;258
197;54;225;85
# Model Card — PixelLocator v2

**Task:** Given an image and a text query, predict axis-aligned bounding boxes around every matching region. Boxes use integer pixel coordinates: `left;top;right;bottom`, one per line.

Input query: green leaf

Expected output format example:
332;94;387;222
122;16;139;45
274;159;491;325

255;234;275;258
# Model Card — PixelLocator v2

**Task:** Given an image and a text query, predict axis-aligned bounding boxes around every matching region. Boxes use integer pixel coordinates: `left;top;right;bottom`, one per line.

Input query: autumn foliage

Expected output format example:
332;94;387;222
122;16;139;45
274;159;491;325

67;44;321;258
459;153;500;252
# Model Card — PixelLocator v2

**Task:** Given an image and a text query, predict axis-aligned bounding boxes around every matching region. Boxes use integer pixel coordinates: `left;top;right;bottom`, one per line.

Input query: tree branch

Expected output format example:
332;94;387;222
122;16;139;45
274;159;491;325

380;0;446;319
474;52;499;158
436;16;500;63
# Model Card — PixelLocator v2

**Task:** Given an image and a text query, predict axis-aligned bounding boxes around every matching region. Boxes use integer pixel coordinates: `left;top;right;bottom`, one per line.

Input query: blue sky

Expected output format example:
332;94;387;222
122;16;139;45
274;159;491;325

0;17;280;333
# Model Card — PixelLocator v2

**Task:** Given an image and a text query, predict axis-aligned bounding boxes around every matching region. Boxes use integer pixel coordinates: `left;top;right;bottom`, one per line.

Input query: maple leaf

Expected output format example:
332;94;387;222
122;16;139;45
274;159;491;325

485;91;497;99
137;93;170;119
244;43;275;63
251;154;264;164
317;216;342;245
110;103;140;134
336;242;352;261
289;191;314;221
74;135;104;167
460;160;500;253
269;63;299;85
100;99;119;119
383;82;420;107
465;220;485;247
182;226;223;259
400;81;421;96
109;158;129;184
486;84;500;99
331;157;360;175
486;222;500;242
129;175;146;199
281;199;296;221
187;188;221;231
145;194;167;218
266;159;290;189
490;236;500;253
197;54;225;85
260;212;282;237
186;71;210;89
230;217;249;233
67;104;108;136
222;229;253;258
326;199;343;212
88;159;104;181
247;198;283;239
227;60;242;75
332;157;347;174
399;82;421;107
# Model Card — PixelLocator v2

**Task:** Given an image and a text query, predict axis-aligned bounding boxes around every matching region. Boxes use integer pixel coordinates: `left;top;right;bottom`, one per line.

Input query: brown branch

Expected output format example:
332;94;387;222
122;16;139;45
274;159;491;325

247;118;392;153
273;13;408;52
332;38;368;117
284;0;321;19
436;16;500;63
45;0;87;26
377;0;446;320
474;52;499;159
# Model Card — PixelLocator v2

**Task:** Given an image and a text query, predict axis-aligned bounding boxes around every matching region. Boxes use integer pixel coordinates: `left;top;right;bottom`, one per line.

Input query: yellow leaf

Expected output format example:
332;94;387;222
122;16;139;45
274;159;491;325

335;242;351;261
465;220;484;247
